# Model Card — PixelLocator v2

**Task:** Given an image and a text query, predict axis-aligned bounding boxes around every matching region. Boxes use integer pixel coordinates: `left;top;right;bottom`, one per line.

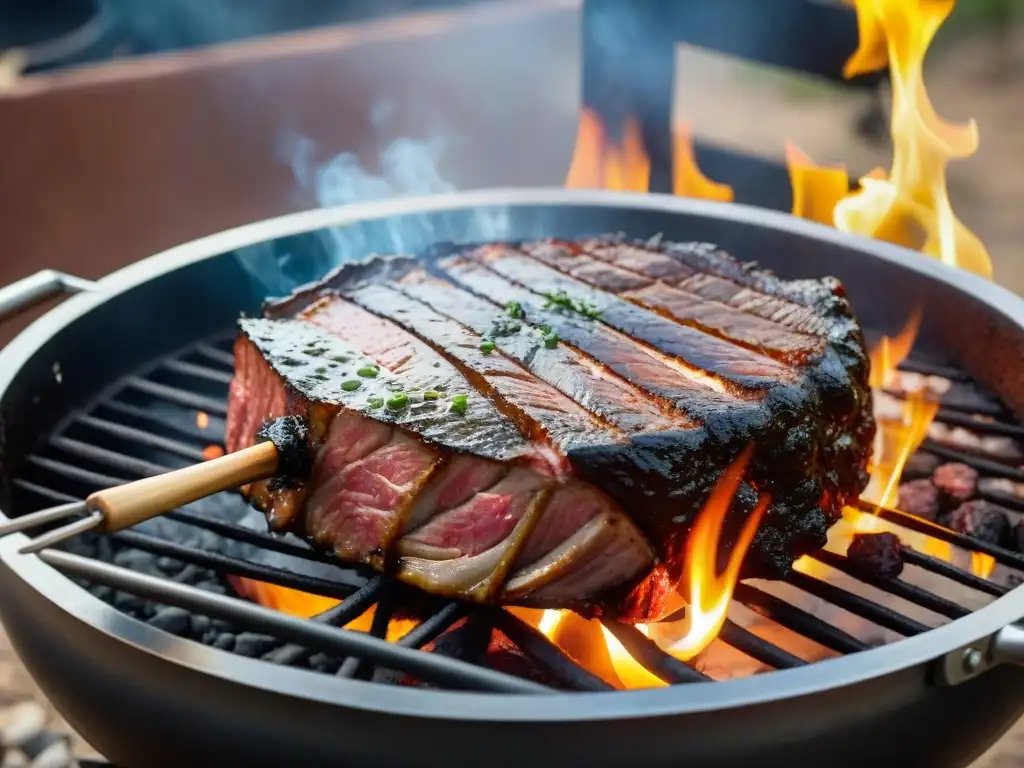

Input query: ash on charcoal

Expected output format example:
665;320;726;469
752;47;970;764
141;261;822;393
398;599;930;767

948;500;1011;546
847;532;904;579
148;607;190;635
932;463;978;509
897;479;940;521
902;451;941;481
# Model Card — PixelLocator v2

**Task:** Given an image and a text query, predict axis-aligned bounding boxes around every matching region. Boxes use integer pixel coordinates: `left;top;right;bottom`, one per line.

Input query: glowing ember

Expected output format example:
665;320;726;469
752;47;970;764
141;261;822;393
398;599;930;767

784;142;850;226
565;108;649;192
669;445;769;660
196;411;210;430
202;444;225;460
673;122;734;202
835;0;992;278
971;552;997;580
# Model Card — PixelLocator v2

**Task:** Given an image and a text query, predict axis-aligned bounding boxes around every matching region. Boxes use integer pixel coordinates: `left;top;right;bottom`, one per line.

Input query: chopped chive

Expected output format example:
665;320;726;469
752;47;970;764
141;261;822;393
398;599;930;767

480;340;496;354
539;324;552;335
356;366;379;378
506;300;524;319
368;396;384;409
543;331;559;349
450;393;468;415
315;366;327;374
386;393;409;411
342;380;361;392
331;355;349;364
424;390;440;400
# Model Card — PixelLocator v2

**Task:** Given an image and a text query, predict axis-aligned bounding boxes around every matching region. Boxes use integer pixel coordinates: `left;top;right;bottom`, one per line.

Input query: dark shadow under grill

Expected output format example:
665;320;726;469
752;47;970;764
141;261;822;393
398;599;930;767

9;334;1024;693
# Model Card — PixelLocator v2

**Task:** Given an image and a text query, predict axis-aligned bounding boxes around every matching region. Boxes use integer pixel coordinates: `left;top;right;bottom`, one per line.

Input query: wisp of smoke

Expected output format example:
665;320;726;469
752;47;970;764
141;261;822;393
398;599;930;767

234;123;510;299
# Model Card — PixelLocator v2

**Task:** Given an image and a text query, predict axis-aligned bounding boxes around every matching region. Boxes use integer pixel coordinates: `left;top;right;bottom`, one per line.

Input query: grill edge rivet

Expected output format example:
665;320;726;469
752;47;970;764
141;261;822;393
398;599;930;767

962;648;983;674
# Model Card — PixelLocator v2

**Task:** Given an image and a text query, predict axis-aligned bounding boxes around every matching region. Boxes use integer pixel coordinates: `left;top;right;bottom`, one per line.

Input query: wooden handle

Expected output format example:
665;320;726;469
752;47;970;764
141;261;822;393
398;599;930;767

86;441;279;532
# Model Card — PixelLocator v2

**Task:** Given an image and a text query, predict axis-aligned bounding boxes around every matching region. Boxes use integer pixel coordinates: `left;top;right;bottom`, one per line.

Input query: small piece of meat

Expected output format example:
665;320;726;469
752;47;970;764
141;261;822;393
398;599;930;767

932;463;979;509
847;532;904;579
223;234;875;620
902;451;941;481
897;479;940;521
948;500;1011;546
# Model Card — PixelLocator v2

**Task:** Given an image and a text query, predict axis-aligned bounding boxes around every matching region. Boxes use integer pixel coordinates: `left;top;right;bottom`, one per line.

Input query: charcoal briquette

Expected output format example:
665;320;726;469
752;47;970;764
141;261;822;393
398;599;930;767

897;479;940;521
201;629;220;645
112;591;142;613
157;556;186;575
189;614;212;636
932;463;978;508
233;633;278;658
18;730;67;761
148;607;191;634
308;653;340;673
902;451;941;480
90;585;114;602
172;564;204;584
113;549;159;574
195;579;227;595
212;633;236;651
948;500;1011;546
846;532;904;579
1016;521;1024;553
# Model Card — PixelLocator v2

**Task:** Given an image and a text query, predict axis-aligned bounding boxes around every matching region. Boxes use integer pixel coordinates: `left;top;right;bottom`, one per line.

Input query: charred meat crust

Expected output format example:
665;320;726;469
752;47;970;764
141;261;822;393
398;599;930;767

248;234;873;605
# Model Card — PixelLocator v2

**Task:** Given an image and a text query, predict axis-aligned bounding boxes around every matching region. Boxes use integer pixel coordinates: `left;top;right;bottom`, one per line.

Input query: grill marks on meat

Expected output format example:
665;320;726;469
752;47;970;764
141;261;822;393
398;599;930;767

227;234;873;620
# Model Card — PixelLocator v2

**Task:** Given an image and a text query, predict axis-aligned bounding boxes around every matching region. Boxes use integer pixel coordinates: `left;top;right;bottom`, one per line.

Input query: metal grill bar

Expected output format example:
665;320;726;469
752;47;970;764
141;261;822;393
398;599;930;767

38;548;551;694
809;551;970;620
922;441;1024;483
733;584;869;655
932;409;1024;440
600;620;710;684
112;530;365;599
898;359;969;382
9;336;1021;694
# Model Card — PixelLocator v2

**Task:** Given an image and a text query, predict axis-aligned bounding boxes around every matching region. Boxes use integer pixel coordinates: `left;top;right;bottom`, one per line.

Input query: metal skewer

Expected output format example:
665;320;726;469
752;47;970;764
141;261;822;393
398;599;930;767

0;441;279;554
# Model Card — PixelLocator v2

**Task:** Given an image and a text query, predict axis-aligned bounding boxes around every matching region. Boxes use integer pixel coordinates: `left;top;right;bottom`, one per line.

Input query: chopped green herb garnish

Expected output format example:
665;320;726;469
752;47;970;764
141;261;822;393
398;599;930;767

331;355;349;364
368;396;384;409
540;324;552;335
356;366;379;378
542;290;601;319
424;390;440;400
316;366;327;374
480;340;496;354
543;331;559;349
342;380;361;392
506;300;524;319
450;393;468;415
386;393;409;411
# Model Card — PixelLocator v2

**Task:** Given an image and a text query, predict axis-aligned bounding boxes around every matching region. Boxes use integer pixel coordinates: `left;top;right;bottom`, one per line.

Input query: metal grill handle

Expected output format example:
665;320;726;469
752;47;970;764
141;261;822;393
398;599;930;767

0;269;98;324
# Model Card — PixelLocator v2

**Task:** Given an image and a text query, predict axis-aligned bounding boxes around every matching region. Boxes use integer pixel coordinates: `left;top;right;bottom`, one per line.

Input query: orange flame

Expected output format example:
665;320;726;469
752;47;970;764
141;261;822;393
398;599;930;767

835;0;991;278
673;122;734;202
784;142;850;226
869;308;922;390
670;445;769;660
565;109;732;202
565;108;649;192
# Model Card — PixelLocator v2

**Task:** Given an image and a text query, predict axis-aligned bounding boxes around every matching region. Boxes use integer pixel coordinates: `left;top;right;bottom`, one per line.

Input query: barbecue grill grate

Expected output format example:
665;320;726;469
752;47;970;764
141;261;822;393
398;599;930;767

7;334;1024;692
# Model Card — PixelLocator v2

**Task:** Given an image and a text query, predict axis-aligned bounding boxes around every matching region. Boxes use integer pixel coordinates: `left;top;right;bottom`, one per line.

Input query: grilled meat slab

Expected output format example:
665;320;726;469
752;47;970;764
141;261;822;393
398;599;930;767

225;235;874;621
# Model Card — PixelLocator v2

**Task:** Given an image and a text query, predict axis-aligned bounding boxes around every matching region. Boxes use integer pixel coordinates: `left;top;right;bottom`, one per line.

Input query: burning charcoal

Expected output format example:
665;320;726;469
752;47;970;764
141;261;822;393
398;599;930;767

233;633;277;658
948;500;1011;546
212;633;236;651
846;532;904;579
897;479;940;521
932;463;978;508
902;451;941;481
149;607;190;635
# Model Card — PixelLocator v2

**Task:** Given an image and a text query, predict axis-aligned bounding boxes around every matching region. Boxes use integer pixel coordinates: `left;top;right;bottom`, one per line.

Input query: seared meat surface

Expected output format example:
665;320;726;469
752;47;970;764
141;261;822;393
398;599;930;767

225;235;874;621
